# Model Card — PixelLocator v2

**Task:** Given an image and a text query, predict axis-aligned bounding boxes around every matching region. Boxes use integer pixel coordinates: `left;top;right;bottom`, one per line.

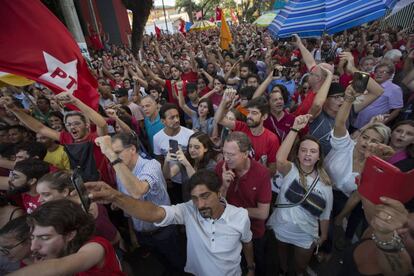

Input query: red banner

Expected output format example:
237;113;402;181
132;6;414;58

0;0;99;110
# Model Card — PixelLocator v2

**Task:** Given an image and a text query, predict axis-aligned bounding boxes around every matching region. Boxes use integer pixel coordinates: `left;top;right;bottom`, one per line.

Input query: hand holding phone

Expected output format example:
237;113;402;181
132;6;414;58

352;71;370;94
71;168;91;212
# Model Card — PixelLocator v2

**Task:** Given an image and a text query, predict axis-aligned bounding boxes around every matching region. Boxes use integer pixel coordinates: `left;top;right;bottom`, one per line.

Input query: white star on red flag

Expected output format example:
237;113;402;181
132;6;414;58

39;51;78;93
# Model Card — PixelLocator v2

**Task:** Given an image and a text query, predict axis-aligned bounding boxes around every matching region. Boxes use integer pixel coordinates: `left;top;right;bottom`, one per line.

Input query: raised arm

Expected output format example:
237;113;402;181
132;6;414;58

2;97;60;141
85;181;166;223
177;82;196;117
292;34;317;71
95;136;149;198
333;85;357;138
339;52;384;113
9;242;106;276
214;88;237;130
147;67;166;87
277;115;312;176
199;68;214;88
309;67;333;118
252;67;279;99
56;92;108;137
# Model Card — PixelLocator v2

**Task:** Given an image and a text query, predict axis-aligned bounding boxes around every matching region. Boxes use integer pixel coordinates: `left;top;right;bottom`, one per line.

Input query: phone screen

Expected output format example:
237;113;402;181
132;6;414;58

352;72;370;93
169;139;179;154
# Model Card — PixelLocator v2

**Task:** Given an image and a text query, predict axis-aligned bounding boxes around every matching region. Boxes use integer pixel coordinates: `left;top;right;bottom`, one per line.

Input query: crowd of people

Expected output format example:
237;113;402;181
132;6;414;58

0;19;413;276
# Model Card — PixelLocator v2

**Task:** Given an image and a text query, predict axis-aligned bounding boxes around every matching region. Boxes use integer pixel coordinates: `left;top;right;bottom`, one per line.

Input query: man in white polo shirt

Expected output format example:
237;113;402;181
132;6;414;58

85;170;255;276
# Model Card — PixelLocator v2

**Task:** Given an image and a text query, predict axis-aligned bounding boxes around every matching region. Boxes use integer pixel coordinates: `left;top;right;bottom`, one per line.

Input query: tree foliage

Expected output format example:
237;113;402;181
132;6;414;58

121;0;153;55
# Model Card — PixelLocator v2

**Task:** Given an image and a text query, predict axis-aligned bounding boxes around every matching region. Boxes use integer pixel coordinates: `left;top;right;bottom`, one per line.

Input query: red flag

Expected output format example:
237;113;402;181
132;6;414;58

179;18;186;34
154;23;161;39
216;7;222;21
0;0;99;110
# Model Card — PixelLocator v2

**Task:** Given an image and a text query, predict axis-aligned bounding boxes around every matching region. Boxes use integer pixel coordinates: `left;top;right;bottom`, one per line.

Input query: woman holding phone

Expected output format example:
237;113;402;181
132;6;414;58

35;171;122;248
267;114;333;276
163;132;218;201
324;85;391;249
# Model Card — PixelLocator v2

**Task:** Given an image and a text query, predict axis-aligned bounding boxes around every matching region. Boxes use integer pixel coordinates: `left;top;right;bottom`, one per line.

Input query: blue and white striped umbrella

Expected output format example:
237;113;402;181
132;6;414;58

268;0;397;38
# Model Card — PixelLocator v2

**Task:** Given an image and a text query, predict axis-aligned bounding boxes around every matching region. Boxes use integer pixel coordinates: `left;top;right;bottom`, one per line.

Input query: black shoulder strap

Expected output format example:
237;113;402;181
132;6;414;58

275;174;320;208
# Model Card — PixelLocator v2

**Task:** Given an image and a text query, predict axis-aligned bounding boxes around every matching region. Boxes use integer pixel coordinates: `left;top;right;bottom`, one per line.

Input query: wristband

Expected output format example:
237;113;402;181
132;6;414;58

344;95;356;102
110;158;123;166
290;127;300;133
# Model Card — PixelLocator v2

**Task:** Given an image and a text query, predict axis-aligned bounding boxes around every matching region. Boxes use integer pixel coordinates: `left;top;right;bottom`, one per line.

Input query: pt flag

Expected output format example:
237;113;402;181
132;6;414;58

0;0;99;110
219;10;233;50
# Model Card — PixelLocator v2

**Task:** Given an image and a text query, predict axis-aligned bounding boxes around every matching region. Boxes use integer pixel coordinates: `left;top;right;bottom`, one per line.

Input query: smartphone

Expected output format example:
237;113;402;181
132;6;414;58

358;155;414;204
71;168;91;212
169;139;179;154
273;68;279;77
352;72;370;93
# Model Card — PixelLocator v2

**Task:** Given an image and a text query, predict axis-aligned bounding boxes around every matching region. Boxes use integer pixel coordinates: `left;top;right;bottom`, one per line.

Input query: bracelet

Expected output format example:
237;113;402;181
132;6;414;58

344;95;356;103
290;127;300;133
371;231;405;253
110;158;123;166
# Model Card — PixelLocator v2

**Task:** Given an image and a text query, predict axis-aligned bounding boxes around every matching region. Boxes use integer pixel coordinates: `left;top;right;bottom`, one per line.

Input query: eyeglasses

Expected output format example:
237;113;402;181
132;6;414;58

375;70;390;75
64;121;83;128
328;94;344;99
0;239;27;256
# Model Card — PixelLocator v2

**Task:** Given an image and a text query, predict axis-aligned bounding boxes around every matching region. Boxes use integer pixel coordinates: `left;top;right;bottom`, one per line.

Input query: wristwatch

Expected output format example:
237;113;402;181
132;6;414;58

110;158;123;166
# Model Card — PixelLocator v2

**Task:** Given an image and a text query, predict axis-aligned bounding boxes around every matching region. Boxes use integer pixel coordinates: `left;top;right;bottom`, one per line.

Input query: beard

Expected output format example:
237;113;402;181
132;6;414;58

246;118;260;128
8;183;30;196
198;207;213;219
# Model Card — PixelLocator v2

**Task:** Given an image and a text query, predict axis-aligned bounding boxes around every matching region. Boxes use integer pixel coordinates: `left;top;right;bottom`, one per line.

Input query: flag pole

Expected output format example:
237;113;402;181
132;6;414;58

161;0;169;34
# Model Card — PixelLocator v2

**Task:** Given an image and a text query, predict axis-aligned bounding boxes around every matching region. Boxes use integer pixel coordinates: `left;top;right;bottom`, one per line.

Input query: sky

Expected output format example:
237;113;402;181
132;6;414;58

154;0;175;7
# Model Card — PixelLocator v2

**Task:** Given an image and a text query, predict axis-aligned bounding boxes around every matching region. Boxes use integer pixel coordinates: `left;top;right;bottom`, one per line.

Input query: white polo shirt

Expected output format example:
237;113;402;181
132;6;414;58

155;200;252;276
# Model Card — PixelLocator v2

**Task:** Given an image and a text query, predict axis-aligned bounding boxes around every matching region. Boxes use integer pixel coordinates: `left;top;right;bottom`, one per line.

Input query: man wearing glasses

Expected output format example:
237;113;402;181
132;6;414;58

94;133;185;273
354;61;404;129
6;91;115;185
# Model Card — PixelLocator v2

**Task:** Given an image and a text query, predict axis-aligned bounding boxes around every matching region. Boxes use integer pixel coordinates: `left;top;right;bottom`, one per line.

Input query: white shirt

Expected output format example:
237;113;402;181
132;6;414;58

268;165;333;246
325;130;359;197
155;200;252;276
153;126;194;183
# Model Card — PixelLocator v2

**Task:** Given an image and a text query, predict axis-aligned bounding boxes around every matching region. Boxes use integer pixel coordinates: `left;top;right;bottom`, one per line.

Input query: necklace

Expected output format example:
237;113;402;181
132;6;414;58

298;166;315;176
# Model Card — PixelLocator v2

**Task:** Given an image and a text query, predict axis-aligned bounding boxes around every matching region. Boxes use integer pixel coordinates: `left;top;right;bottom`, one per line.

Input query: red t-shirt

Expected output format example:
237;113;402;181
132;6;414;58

95;204;118;243
21;193;40;214
198;87;210;97
339;73;353;89
215;159;271;238
59;131;115;187
74;236;124;276
293;91;316;117
263;111;295;142
165;79;187;105
210;92;223;109
234;121;279;165
181;71;198;83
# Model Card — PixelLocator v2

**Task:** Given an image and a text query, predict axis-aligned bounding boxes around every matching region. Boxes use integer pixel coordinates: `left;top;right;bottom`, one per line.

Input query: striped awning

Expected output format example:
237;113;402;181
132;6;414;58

268;0;397;38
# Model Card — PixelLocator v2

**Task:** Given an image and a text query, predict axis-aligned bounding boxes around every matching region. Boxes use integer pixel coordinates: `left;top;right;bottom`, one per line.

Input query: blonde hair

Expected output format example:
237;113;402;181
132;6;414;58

362;122;391;145
292;135;331;186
